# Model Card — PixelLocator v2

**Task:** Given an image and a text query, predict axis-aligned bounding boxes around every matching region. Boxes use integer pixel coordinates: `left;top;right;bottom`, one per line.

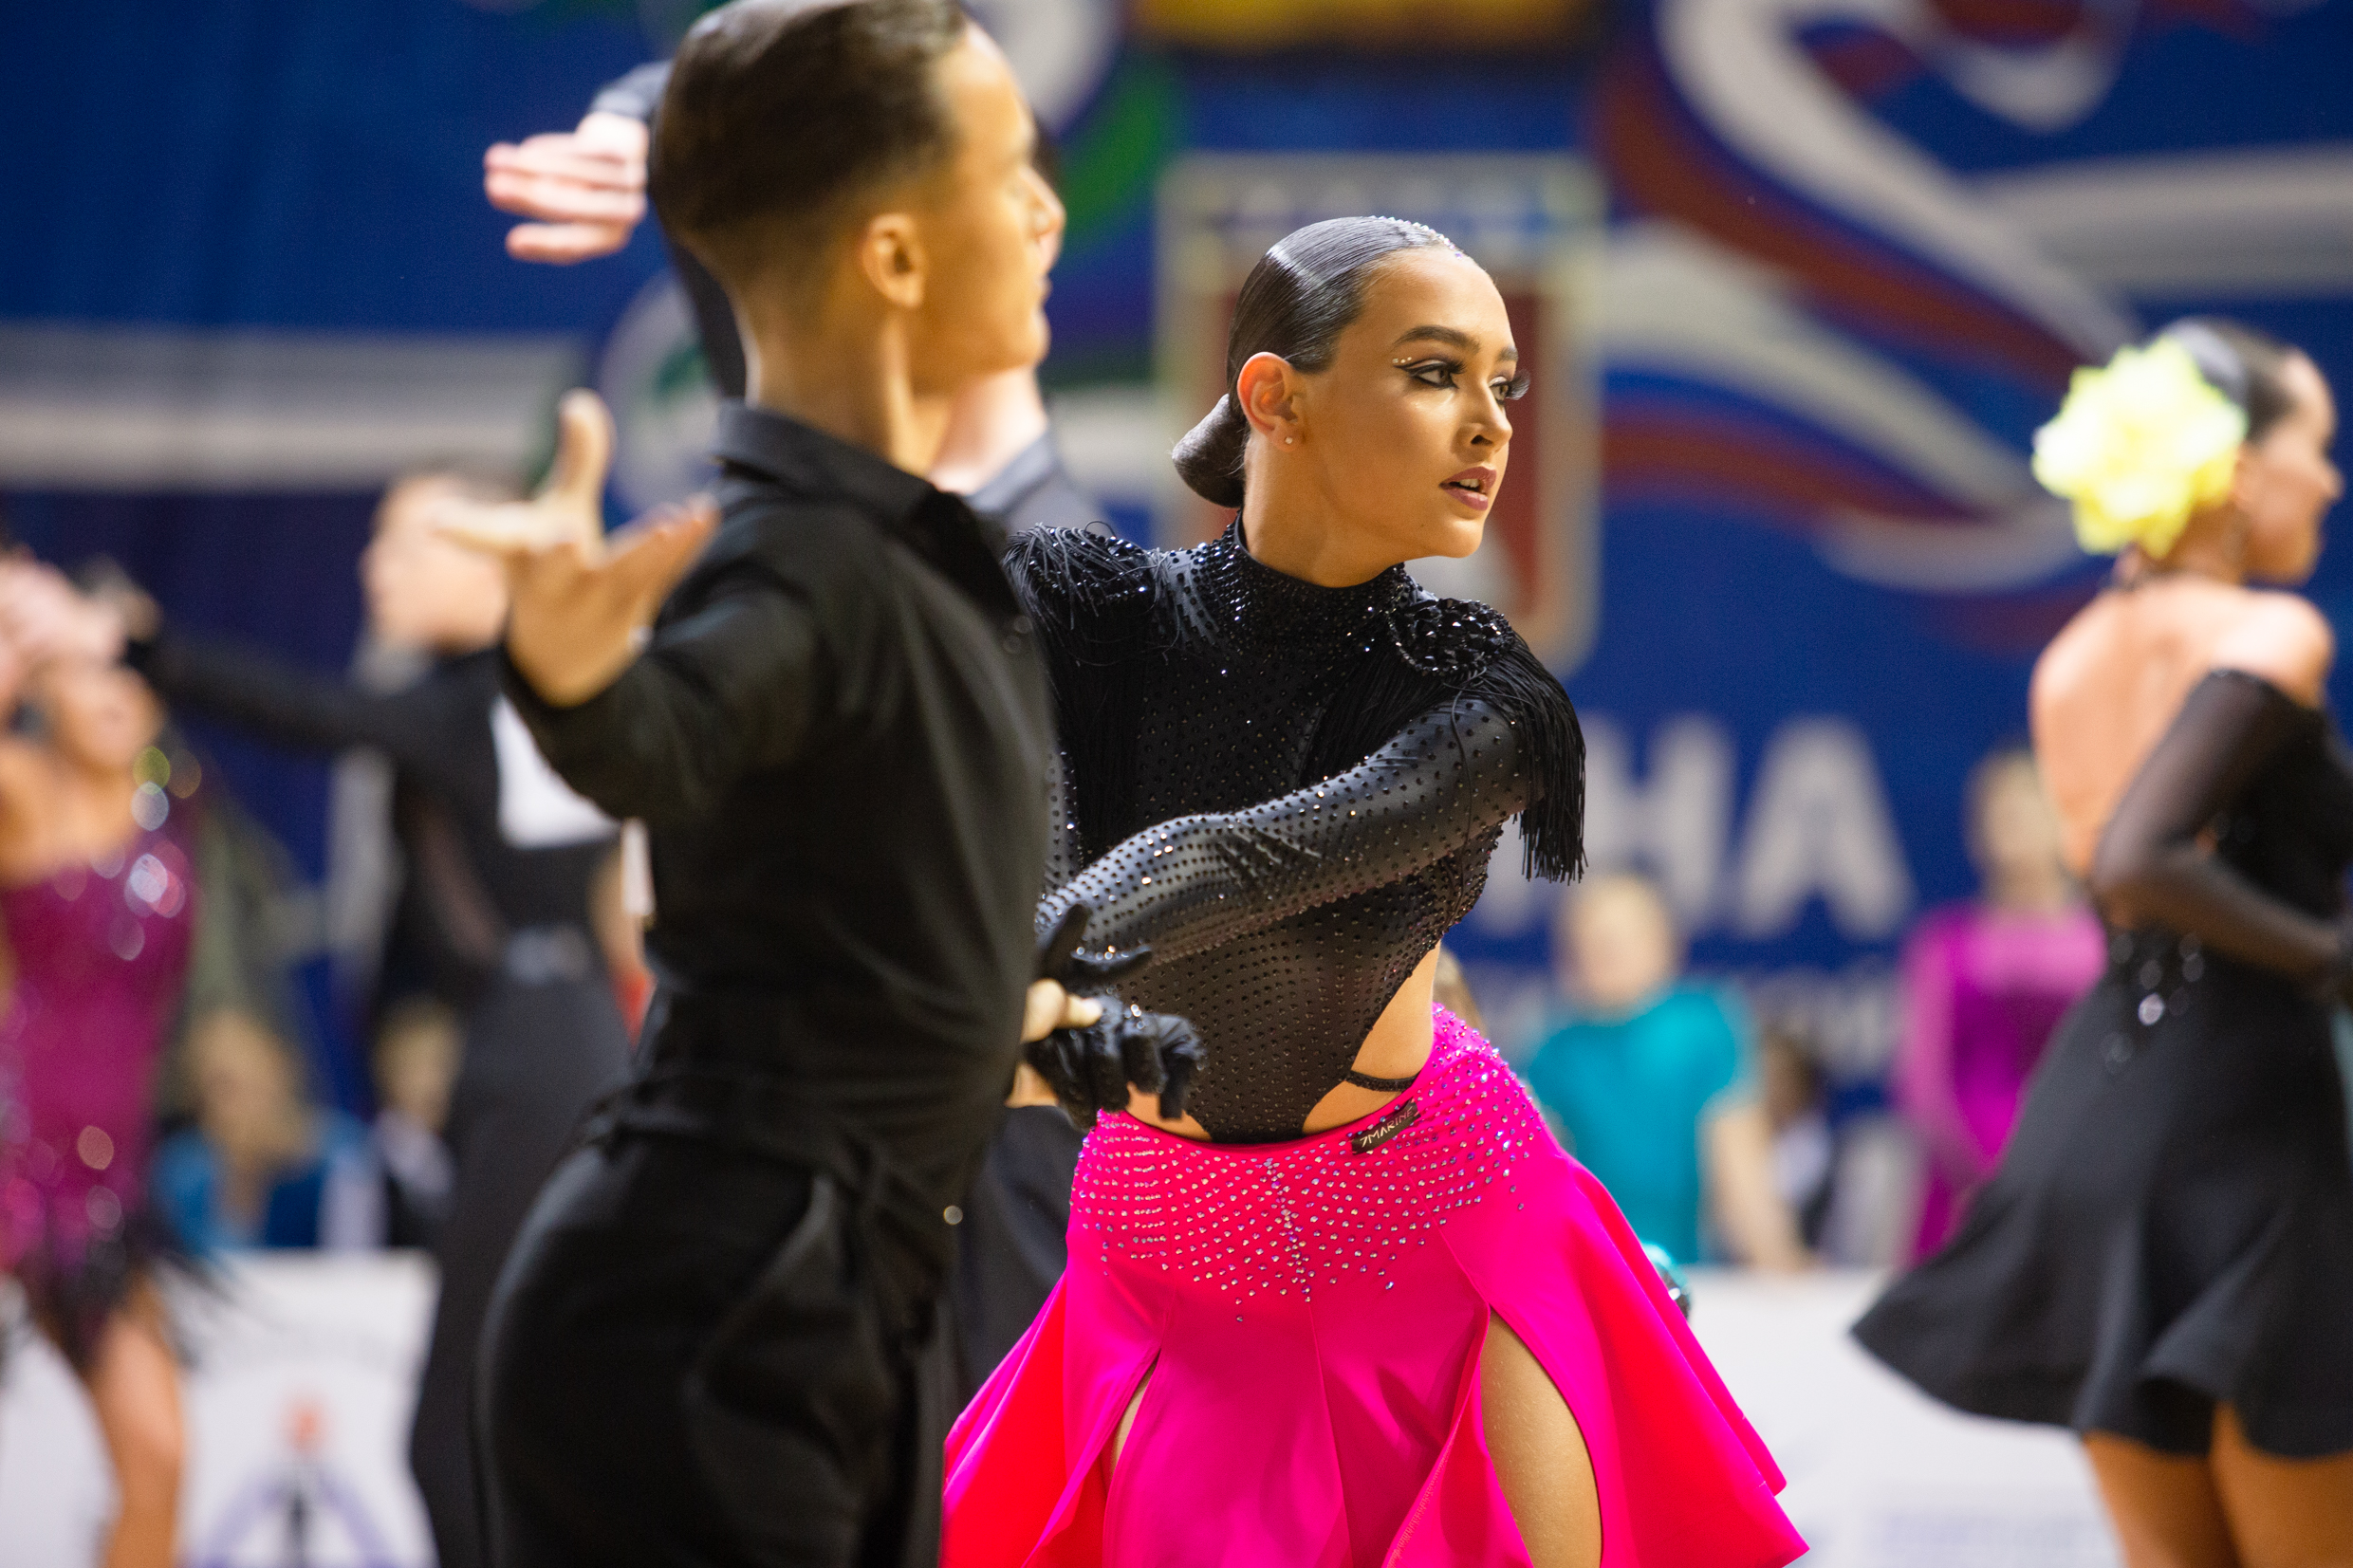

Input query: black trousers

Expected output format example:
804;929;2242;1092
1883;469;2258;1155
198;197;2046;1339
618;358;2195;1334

952;1104;1084;1398
478;1099;955;1568
409;973;632;1568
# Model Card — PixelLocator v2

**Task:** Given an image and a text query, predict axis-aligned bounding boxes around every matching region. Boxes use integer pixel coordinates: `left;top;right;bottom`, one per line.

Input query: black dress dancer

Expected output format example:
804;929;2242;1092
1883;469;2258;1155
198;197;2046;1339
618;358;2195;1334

127;625;631;1568
1856;675;2353;1448
1857;317;2353;1560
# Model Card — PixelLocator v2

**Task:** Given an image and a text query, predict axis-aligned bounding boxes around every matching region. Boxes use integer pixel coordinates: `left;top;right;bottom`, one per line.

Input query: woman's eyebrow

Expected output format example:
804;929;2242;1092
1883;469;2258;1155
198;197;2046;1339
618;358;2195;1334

1391;326;1519;361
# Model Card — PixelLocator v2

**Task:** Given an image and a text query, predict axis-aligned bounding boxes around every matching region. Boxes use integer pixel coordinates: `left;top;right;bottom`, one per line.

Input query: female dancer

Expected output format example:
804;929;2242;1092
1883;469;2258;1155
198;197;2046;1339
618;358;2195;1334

1857;321;2353;1565
110;460;637;1568
0;607;194;1568
947;218;1803;1568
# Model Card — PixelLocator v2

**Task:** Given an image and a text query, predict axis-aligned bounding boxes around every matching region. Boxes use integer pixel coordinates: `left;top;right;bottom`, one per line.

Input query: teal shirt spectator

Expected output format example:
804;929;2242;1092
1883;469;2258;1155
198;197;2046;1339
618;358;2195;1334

1523;986;1758;1264
151;1110;381;1252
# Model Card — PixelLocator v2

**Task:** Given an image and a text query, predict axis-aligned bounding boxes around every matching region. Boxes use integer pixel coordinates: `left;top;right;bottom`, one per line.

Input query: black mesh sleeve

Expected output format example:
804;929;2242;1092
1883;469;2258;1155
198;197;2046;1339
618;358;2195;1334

2090;669;2344;983
1044;697;1529;966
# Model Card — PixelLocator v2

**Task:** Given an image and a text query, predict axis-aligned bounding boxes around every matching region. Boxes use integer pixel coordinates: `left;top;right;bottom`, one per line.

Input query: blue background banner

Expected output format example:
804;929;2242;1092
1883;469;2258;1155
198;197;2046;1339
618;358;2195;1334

9;0;2352;1133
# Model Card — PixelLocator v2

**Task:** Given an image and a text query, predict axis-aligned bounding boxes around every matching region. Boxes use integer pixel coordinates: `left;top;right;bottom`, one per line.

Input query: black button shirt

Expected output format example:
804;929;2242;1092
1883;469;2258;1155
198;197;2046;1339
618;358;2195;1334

505;404;1054;1206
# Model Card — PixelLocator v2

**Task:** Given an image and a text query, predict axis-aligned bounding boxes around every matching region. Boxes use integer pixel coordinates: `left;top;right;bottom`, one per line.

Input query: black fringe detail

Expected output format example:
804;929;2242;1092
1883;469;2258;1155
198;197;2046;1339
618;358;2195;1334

5;1200;207;1374
1472;634;1588;882
1306;596;1585;884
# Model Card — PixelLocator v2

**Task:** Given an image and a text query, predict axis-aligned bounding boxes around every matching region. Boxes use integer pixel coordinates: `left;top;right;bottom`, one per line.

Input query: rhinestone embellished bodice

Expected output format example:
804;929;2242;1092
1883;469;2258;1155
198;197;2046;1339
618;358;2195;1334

1009;522;1584;1142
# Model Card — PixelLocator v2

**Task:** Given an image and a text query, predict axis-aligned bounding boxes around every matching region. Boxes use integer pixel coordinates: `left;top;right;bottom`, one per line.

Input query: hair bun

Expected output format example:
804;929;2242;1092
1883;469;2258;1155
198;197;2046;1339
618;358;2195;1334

1171;394;1249;507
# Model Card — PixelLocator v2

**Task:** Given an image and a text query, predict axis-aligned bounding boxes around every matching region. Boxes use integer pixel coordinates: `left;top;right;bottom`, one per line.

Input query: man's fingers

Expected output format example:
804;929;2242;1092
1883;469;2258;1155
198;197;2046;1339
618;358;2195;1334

607;508;716;613
434;510;551;562
603;494;716;555
1021;979;1068;1044
1058;994;1104;1031
505;224;634;265
541;391;617;520
484;170;647;227
485;137;645;191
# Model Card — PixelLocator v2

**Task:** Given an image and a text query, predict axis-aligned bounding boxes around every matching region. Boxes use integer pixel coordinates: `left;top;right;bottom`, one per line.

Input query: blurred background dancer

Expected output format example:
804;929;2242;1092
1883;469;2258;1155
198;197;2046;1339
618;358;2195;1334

1860;321;2353;1563
4;463;638;1568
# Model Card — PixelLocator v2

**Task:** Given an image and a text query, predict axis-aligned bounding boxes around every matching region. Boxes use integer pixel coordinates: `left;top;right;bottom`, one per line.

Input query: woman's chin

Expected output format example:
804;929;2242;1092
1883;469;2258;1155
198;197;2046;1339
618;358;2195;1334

1420;516;1487;560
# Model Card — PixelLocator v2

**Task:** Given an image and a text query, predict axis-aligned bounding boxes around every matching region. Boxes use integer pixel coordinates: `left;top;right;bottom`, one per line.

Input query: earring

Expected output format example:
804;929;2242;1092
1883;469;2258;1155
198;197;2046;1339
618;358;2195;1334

1284;435;1295;446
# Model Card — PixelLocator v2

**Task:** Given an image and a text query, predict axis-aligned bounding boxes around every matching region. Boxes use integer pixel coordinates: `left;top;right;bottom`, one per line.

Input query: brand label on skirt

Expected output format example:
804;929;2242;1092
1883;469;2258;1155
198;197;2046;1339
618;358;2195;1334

1349;1098;1420;1154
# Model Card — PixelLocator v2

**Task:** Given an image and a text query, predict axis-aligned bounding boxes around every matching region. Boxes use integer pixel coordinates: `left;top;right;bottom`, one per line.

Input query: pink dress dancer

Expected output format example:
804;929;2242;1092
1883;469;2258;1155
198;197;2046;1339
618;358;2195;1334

0;814;196;1365
945;505;1802;1564
1894;905;2103;1261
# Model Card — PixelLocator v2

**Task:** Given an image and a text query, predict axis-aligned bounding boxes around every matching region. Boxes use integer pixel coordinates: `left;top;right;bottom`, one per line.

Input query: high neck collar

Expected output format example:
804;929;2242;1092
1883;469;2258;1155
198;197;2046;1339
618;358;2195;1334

1193;519;1416;650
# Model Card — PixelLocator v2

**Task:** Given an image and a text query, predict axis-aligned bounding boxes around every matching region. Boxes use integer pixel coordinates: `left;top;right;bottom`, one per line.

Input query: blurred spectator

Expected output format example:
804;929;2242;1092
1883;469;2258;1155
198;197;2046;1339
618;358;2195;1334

1893;748;2102;1261
370;995;457;1250
151;1007;376;1251
1524;874;1811;1271
1758;1025;1835;1250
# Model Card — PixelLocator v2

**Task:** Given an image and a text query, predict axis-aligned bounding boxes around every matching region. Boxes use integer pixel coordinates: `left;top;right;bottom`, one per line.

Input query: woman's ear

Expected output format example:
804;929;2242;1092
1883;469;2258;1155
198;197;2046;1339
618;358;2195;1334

2228;440;2260;517
854;211;929;311
1235;352;1301;447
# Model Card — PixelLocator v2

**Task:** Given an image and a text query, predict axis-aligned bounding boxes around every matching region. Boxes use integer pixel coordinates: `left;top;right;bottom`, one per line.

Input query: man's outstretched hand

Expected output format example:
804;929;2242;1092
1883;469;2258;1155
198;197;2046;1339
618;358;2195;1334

436;390;715;708
484;111;650;265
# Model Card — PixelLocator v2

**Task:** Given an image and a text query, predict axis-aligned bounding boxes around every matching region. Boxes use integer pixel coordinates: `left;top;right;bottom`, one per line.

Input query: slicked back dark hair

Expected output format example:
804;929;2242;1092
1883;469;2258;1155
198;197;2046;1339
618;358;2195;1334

1173;217;1454;507
651;0;968;291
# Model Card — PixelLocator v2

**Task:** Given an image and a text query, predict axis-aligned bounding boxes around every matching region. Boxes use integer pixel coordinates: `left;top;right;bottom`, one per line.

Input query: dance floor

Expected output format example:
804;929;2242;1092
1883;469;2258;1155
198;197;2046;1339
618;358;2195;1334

0;1261;2114;1568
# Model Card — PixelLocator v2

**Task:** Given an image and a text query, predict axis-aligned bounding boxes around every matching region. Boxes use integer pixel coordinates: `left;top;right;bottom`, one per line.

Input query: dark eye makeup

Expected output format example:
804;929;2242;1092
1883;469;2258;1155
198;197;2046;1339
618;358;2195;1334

1399;358;1531;401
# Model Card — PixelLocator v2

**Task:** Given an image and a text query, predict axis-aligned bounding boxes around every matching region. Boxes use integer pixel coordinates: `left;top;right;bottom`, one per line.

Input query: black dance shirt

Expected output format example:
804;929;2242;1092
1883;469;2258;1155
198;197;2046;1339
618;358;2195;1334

508;405;1056;1204
1010;522;1583;1142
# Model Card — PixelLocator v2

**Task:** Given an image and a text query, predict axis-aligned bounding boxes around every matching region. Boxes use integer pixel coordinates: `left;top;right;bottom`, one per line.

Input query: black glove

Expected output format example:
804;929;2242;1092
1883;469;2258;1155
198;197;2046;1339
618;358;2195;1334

1035;904;1152;995
1027;1004;1206;1127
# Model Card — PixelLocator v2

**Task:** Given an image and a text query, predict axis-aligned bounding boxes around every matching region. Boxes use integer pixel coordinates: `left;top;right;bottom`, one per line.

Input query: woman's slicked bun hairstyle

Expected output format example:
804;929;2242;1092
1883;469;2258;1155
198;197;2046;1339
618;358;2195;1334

1172;216;1458;507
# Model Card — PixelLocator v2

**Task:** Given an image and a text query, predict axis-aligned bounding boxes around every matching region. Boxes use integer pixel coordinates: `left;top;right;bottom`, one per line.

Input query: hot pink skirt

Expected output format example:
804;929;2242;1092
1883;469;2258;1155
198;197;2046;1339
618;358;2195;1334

943;1008;1804;1568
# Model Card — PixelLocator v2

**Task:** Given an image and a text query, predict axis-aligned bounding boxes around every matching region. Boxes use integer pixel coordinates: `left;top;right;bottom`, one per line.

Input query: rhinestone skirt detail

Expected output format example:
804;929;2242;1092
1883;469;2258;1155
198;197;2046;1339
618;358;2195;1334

1070;1006;1540;1305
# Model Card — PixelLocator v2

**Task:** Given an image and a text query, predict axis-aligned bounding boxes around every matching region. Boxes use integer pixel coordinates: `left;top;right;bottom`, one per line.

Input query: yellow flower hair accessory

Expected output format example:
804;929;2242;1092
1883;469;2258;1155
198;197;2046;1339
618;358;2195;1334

2031;338;2248;559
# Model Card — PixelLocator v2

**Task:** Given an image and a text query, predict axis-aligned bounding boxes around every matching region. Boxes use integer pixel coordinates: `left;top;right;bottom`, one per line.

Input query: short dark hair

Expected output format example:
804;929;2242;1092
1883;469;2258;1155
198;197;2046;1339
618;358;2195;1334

651;0;968;290
1173;217;1454;507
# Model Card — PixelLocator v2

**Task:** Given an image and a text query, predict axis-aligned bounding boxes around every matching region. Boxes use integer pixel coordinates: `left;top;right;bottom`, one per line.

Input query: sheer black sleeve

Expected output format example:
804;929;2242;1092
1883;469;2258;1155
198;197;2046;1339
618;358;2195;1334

2089;669;2344;982
130;629;470;792
502;572;824;831
1043;697;1529;965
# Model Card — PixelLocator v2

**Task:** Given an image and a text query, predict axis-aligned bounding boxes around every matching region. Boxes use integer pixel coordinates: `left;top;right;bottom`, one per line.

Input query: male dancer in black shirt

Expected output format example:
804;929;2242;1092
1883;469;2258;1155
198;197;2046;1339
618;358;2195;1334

445;5;1125;1563
484;46;1104;1400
